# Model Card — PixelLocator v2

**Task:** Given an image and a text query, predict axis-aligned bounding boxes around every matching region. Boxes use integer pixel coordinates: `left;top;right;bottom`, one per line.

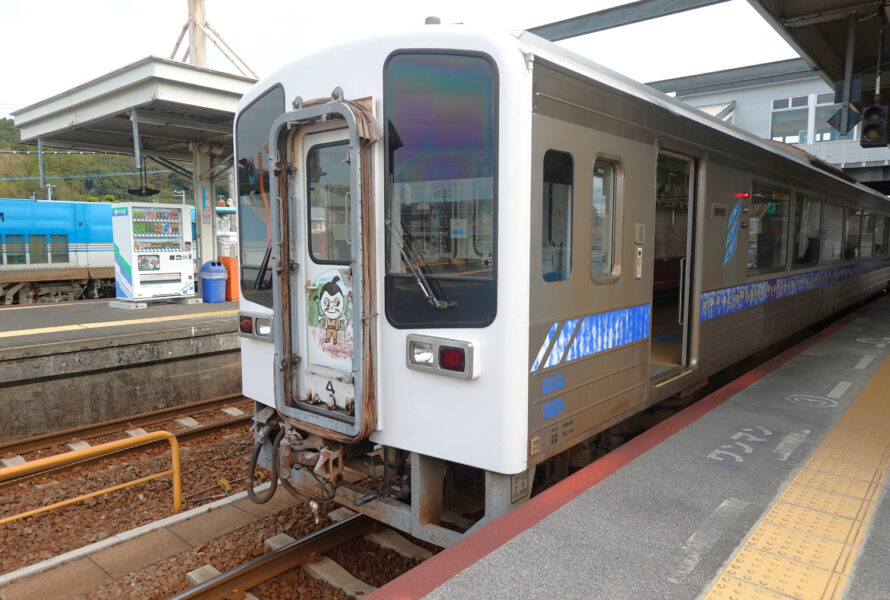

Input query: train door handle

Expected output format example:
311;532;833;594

345;192;352;245
678;257;686;325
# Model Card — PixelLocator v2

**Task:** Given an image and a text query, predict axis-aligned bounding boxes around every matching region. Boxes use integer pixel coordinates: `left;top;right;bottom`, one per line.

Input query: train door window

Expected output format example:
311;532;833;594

50;234;69;263
6;234;26;265
792;196;821;267
748;185;790;274
592;159;618;279
821;203;844;263
844;207;861;259
307;142;351;264
875;216;887;256
29;235;48;264
860;213;875;258
542;150;573;282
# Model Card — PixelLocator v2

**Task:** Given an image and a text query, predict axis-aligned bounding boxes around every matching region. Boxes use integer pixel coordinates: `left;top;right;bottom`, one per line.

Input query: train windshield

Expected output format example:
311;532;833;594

384;52;498;327
236;85;285;308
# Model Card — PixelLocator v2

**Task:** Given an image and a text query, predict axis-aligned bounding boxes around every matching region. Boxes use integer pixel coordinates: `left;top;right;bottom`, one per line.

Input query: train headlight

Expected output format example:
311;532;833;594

239;315;254;334
406;335;478;379
409;340;435;366
255;318;272;337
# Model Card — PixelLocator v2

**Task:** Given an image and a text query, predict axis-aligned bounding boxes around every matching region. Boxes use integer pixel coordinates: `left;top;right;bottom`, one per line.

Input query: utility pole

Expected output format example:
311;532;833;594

187;0;207;67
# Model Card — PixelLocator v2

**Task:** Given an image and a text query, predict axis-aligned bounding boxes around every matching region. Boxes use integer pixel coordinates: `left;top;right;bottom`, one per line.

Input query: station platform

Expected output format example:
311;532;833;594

375;297;890;600
0;298;237;350
0;300;241;441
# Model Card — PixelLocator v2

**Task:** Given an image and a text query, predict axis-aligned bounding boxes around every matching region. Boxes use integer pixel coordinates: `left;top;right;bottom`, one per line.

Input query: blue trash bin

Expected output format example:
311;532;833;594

200;261;228;303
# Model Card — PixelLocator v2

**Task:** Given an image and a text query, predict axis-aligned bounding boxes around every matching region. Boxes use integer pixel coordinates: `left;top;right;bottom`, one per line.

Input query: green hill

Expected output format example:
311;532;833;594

0;118;226;202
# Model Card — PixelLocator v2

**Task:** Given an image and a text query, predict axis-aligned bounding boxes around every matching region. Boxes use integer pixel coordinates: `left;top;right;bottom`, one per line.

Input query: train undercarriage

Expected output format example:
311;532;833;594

247;401;681;548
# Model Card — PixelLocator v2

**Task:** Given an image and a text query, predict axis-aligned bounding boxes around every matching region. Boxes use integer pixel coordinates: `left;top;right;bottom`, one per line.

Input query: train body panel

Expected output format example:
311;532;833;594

0;198;114;302
235;26;890;545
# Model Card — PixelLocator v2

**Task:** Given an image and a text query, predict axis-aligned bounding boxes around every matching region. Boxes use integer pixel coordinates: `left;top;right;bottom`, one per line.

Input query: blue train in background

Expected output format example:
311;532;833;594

0;198;115;304
0;198;236;304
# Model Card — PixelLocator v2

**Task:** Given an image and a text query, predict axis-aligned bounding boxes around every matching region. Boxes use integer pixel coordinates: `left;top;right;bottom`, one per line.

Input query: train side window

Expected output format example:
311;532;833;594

50;234;69;263
875;216;888;256
748;185;790;274
860;212;874;258
844;207;861;259
820;203;844;263
592;159;618;279
29;235;48;264
6;234;26;265
792;195;821;267
542;150;573;282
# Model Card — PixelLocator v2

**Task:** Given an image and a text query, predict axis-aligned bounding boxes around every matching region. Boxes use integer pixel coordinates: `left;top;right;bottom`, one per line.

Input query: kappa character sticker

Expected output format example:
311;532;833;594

319;277;345;344
308;272;354;360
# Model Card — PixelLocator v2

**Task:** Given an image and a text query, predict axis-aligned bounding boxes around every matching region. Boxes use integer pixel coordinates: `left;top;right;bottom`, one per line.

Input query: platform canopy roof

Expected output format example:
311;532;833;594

749;0;890;107
12;57;255;160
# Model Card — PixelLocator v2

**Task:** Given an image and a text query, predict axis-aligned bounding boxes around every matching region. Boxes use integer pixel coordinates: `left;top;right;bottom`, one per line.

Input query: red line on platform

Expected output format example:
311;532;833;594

370;297;881;600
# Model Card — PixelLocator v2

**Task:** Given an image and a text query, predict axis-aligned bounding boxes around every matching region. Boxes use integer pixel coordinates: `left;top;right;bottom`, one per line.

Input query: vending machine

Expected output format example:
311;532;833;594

112;202;195;300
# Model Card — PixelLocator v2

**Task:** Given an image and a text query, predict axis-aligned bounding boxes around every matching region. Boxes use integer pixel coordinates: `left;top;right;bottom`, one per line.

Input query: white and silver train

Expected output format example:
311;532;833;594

235;26;890;546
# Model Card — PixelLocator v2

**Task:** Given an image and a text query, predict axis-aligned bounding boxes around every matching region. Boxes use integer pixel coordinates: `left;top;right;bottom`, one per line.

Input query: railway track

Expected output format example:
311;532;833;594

0;394;252;462
170;513;375;600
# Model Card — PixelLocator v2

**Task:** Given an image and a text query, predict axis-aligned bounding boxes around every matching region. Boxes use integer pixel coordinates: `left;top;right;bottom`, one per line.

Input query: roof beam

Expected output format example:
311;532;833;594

528;0;730;41
780;1;882;29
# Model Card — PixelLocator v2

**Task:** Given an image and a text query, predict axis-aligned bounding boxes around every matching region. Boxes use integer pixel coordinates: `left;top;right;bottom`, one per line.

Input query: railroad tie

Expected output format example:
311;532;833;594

303;558;377;599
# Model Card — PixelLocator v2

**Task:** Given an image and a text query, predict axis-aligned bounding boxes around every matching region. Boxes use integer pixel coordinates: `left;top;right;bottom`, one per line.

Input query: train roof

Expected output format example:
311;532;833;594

238;25;886;204
515;30;886;201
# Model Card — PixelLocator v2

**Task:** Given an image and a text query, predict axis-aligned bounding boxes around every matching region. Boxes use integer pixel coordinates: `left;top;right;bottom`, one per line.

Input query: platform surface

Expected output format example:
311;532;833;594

375;297;890;600
0;299;237;351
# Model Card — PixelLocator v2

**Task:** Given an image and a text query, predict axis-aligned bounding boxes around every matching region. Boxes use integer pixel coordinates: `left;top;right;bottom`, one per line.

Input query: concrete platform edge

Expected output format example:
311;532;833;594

0;483;271;588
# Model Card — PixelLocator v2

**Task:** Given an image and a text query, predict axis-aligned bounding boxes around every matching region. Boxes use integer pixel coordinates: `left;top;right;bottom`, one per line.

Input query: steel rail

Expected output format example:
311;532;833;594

0;394;245;456
167;514;374;600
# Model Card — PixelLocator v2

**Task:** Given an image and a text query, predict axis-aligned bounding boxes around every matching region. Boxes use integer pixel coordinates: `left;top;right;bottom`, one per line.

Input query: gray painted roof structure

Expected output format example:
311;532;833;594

749;0;890;108
12;57;255;159
648;58;816;97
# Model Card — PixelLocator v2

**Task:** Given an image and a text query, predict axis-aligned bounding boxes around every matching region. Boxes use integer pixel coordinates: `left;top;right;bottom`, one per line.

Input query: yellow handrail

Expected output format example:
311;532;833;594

0;430;181;526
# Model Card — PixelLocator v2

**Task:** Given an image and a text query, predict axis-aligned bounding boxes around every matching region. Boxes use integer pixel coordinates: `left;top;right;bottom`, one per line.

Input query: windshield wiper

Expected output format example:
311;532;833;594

384;218;454;309
254;241;273;290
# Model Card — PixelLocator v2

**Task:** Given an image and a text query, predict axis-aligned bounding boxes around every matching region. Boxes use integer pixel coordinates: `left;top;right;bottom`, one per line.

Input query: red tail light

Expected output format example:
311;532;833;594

439;346;466;372
239;315;254;334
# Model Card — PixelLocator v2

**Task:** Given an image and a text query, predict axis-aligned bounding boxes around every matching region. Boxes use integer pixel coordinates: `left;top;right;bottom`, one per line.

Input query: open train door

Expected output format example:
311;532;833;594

269;99;379;443
650;151;696;379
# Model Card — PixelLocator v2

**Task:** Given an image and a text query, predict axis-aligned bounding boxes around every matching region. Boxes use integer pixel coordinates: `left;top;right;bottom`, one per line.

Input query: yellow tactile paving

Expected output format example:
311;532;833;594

794;469;874;500
764;503;866;546
803;455;881;482
821;434;888;455
723;546;845;599
701;575;792;600
810;445;884;467
830;423;890;442
701;354;890;600
745;522;855;573
778;484;872;520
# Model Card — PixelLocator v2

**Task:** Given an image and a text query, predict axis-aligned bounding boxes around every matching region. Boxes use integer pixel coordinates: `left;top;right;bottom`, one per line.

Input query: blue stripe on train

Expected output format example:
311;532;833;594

530;304;651;373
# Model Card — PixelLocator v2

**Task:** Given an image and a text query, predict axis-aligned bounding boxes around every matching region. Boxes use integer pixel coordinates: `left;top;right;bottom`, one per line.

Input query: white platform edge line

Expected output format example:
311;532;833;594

827;381;853;399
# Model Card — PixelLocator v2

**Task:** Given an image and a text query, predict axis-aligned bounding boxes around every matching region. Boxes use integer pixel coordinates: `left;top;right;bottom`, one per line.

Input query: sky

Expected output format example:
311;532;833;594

1;0;798;119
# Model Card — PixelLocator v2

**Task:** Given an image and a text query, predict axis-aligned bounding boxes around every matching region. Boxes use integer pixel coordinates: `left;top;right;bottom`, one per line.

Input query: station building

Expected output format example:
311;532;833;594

649;58;890;194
